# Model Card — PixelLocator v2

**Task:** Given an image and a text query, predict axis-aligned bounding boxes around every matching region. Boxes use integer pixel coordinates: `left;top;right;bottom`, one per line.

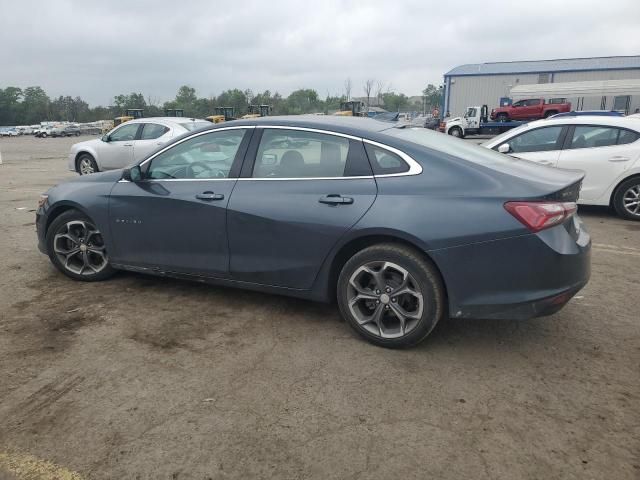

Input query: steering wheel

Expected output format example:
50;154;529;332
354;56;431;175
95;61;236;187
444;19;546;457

186;161;226;178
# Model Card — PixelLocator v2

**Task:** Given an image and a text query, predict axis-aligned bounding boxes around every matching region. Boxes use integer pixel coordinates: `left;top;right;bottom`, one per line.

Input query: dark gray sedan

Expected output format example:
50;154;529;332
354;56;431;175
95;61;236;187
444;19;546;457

36;116;591;348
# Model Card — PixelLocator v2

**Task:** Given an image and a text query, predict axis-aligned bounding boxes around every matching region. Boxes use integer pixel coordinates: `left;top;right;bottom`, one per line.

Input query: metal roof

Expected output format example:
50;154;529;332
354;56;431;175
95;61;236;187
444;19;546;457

445;55;640;76
510;78;640;99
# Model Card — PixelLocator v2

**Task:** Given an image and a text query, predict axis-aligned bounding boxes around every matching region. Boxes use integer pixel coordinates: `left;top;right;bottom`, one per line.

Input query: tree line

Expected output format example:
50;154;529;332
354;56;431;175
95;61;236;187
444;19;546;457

0;83;442;126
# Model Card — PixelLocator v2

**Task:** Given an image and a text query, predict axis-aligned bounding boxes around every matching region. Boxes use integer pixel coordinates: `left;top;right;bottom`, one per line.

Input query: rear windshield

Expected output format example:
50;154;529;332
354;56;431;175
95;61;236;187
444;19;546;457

181;121;210;132
388;127;524;168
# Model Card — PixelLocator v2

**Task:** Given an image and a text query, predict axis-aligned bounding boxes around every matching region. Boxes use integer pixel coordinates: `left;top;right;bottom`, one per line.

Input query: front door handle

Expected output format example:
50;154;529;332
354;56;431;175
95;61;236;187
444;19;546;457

319;194;354;205
196;191;225;201
608;156;630;162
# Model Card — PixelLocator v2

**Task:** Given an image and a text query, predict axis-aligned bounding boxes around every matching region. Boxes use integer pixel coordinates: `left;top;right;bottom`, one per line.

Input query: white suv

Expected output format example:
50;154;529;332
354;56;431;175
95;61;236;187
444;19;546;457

68;117;210;175
483;116;640;220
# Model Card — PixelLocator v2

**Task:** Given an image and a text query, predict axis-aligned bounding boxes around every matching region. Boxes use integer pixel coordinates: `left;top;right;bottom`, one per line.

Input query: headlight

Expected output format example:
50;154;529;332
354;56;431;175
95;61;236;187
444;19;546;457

38;194;48;209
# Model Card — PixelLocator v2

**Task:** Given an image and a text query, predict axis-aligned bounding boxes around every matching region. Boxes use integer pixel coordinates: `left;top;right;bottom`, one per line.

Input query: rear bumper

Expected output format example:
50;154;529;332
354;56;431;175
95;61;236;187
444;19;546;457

431;219;591;321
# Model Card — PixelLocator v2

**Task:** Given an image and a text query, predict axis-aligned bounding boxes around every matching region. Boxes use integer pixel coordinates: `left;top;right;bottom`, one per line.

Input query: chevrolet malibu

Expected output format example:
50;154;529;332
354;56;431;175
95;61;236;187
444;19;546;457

37;116;591;348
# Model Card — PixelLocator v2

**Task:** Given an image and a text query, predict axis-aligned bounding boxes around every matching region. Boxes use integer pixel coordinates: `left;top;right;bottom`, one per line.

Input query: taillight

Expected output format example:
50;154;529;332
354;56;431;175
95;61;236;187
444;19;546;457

504;201;577;232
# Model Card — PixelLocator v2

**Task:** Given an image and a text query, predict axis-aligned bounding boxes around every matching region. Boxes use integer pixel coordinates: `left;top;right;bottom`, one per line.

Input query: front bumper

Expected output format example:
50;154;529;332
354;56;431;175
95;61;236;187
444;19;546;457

431;219;591;321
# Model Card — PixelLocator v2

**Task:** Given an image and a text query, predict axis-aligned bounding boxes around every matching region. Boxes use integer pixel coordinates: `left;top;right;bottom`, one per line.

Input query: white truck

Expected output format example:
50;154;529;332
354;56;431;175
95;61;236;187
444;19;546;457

441;105;526;138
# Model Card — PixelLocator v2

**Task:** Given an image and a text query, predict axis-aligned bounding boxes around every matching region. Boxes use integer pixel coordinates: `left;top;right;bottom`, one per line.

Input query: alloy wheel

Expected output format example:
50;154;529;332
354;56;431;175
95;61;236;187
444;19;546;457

623;185;640;216
347;261;424;339
79;158;95;175
53;220;108;275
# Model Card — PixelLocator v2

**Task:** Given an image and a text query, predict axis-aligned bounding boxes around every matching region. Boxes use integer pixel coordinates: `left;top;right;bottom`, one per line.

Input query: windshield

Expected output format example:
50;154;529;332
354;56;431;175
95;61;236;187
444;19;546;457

389;127;535;168
181;121;211;132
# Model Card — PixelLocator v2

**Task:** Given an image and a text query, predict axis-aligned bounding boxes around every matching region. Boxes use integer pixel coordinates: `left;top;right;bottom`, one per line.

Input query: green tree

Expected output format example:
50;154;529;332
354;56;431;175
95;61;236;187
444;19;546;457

20;86;50;124
0;87;23;125
422;84;443;112
286;89;321;114
382;92;409;112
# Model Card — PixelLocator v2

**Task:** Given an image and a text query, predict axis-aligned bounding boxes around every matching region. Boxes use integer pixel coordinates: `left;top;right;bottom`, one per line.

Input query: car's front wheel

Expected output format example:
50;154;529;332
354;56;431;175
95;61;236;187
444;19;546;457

76;153;98;175
46;210;116;281
337;243;445;348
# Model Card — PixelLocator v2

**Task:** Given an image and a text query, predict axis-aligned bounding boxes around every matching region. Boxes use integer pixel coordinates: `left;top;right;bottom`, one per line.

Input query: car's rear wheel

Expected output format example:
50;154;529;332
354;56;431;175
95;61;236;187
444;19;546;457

543;110;557;118
497;113;509;122
337;244;445;348
77;153;98;175
46;210;116;281
613;177;640;221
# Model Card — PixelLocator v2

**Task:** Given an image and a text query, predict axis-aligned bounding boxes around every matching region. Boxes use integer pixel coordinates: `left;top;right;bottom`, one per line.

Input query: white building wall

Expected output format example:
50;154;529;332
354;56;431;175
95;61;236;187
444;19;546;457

446;68;640;117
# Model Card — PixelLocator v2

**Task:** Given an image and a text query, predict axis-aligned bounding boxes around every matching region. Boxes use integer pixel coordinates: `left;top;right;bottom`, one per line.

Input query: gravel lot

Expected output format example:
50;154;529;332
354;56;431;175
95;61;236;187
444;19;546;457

0;135;638;480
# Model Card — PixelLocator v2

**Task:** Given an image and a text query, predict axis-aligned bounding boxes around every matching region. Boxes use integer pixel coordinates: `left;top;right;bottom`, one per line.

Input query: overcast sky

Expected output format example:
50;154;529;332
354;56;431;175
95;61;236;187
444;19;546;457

1;0;639;106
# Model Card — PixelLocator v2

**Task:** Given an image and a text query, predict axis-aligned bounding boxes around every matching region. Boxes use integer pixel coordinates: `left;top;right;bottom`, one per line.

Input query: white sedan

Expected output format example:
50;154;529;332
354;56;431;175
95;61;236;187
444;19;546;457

68;117;210;175
482;116;640;220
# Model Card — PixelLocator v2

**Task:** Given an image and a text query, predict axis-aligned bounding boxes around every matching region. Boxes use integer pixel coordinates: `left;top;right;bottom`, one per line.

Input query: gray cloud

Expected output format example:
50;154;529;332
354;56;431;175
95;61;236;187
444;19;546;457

1;0;639;105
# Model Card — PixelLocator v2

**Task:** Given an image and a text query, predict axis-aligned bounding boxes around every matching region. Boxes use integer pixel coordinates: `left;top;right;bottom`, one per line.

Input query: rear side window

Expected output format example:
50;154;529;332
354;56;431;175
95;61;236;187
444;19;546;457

141;123;169;140
364;143;409;175
618;129;639;145
526;99;541;106
568;126;639;149
504;126;564;153
253;129;349;178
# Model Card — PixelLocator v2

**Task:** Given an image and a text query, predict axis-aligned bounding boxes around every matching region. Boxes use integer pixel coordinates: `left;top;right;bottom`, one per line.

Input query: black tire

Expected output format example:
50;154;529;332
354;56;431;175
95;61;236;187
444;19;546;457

76;153;98;175
41;132;48;138
448;127;463;138
543;110;557;118
612;176;640;221
46;209;116;282
497;113;509;122
337;243;445;348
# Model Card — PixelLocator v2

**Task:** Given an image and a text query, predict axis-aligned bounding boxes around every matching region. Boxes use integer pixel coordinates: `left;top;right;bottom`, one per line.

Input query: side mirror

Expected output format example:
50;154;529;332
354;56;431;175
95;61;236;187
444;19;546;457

497;143;511;154
122;165;142;182
101;134;110;142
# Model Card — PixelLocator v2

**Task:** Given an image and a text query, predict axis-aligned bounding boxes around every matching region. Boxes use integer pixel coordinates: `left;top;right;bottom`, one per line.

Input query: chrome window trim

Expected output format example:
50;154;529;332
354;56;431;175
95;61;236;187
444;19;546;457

130;124;423;182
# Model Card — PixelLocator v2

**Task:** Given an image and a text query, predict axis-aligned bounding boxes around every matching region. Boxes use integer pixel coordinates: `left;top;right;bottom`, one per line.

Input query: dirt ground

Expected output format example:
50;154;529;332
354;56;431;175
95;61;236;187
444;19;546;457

0;135;638;480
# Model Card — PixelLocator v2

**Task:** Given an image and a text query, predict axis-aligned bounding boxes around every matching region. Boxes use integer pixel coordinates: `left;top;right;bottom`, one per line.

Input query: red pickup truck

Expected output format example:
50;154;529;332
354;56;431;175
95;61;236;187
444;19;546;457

490;98;571;121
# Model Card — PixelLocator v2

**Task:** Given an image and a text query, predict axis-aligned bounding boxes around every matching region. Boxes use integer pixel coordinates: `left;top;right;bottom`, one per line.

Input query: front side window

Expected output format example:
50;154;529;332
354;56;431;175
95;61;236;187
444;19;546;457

505;126;564;153
512;100;525;108
141;123;169;140
252;129;349;178
109;123;139;142
147;129;246;179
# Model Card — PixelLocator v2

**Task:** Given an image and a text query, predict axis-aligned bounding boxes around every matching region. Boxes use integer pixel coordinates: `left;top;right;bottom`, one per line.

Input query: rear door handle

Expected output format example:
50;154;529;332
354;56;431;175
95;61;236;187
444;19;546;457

123;143;133;147
319;194;354;205
608;156;630;162
195;191;225;201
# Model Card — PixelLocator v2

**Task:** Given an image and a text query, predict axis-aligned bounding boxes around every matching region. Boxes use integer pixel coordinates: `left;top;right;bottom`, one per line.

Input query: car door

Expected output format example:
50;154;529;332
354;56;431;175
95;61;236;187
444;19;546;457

510;100;526;120
494;125;567;166
226;127;377;289
108;127;253;276
556;125;640;202
521;99;542;119
97;123;140;170
133;122;172;161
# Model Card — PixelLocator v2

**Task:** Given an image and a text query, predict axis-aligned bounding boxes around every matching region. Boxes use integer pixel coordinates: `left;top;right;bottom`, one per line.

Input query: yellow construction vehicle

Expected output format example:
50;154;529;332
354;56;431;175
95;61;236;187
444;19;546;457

114;108;144;126
334;101;365;116
206;107;236;123
241;104;272;119
164;108;184;117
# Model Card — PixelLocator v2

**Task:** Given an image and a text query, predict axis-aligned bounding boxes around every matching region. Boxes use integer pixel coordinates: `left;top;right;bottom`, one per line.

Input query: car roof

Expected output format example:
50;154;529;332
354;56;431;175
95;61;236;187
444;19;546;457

199;115;397;137
531;115;640;129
